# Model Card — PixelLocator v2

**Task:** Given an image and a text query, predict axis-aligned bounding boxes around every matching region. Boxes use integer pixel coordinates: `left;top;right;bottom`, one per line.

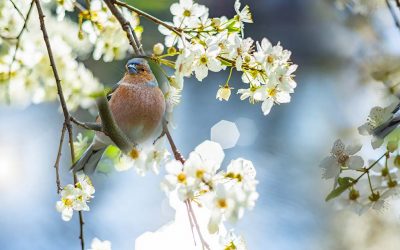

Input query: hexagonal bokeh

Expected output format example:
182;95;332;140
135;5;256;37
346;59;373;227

210;120;240;149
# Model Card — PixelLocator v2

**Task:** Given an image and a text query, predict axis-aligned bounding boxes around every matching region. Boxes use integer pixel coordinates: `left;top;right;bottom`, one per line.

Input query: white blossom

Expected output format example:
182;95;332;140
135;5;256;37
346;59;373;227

193;45;222;81
320;139;364;179
170;0;208;26
358;104;397;149
55;173;95;221
89;238;112;250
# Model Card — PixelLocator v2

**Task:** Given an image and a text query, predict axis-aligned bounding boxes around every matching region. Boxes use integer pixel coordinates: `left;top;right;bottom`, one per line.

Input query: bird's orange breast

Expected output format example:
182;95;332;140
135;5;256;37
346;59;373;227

108;83;165;144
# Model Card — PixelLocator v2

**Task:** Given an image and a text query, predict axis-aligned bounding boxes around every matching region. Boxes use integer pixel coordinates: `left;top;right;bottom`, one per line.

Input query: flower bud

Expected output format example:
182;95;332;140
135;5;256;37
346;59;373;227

216;85;232;101
153;43;164;55
167;47;177;54
387;140;398;153
394;155;400;168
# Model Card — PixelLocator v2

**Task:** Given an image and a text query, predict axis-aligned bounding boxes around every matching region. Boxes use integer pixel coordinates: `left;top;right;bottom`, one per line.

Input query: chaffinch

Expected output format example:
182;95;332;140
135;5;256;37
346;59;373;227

72;58;166;174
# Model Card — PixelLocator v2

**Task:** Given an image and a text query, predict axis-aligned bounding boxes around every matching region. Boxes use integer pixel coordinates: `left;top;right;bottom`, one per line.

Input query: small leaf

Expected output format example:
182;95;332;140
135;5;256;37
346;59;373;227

337;177;355;186
325;177;355;202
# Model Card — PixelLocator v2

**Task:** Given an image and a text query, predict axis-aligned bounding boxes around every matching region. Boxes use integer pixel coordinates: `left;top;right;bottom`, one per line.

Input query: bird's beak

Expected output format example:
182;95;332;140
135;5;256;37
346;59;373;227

127;64;138;74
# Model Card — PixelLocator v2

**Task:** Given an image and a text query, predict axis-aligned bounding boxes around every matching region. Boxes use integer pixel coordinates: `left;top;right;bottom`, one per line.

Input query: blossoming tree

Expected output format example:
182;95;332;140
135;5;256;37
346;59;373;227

0;0;298;249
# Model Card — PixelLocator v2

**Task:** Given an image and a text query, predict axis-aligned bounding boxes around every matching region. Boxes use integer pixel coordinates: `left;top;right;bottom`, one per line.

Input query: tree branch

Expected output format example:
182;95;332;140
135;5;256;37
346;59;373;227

70;116;103;132
113;0;181;35
34;0;85;248
54;123;66;194
103;0;142;55
7;0;34;103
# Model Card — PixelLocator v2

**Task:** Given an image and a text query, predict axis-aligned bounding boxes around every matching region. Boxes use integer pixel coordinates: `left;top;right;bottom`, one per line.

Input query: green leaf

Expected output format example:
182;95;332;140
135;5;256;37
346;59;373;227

337;177;355;186
325;177;355;202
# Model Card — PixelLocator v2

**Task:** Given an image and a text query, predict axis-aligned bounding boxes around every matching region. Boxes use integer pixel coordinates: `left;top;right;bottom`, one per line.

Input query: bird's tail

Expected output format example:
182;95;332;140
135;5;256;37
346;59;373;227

373;117;400;139
71;144;107;175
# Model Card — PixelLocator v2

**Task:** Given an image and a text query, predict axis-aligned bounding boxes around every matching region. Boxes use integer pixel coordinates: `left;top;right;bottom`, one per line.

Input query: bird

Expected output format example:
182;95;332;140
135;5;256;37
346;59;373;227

72;58;166;174
373;102;400;138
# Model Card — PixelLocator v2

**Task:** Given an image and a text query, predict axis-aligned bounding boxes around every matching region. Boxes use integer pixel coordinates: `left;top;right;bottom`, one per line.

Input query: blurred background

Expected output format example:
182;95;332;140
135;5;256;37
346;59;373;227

1;0;400;249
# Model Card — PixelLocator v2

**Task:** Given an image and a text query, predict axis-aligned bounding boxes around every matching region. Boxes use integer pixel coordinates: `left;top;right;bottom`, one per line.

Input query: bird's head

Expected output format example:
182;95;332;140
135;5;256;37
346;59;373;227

125;58;151;75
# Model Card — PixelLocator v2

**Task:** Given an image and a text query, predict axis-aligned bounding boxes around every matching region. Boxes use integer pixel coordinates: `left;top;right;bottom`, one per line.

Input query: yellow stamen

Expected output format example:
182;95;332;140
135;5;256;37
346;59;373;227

177;172;186;183
130;148;140;159
217;198;227;208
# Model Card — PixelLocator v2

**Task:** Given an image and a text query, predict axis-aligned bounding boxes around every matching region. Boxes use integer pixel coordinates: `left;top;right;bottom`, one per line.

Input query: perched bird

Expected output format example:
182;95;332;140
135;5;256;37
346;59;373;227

373;102;400;138
72;58;166;174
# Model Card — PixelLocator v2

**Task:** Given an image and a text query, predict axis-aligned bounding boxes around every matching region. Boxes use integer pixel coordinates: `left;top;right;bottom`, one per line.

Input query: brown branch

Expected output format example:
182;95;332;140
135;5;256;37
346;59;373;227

110;0;144;54
54;123;66;194
70;116;103;132
6;1;34;103
163;122;185;164
103;0;141;55
113;0;181;36
34;0;85;249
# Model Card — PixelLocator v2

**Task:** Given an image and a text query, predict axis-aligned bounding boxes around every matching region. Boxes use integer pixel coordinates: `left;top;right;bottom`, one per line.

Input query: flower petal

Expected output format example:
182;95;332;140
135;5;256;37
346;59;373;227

331;139;345;156
347;156;364;170
344;144;362;155
320;156;340;179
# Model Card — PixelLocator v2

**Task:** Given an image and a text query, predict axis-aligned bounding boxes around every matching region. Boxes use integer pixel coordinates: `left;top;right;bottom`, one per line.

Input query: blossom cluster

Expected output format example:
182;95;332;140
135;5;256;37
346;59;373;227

78;0;143;62
56;173;95;221
55;0;142;61
320;102;400;214
162;140;258;234
114;138;171;176
0;0;103;109
156;0;297;115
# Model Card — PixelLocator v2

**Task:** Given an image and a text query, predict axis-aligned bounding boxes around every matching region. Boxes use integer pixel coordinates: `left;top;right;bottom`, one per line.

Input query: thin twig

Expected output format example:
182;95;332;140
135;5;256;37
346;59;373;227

113;0;181;35
70;116;103;132
355;152;388;183
9;0;27;21
386;0;400;31
164;123;185;164
34;0;85;248
187;200;210;250
109;0;144;54
103;0;141;55
185;200;198;246
7;1;34;103
54;123;67;194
